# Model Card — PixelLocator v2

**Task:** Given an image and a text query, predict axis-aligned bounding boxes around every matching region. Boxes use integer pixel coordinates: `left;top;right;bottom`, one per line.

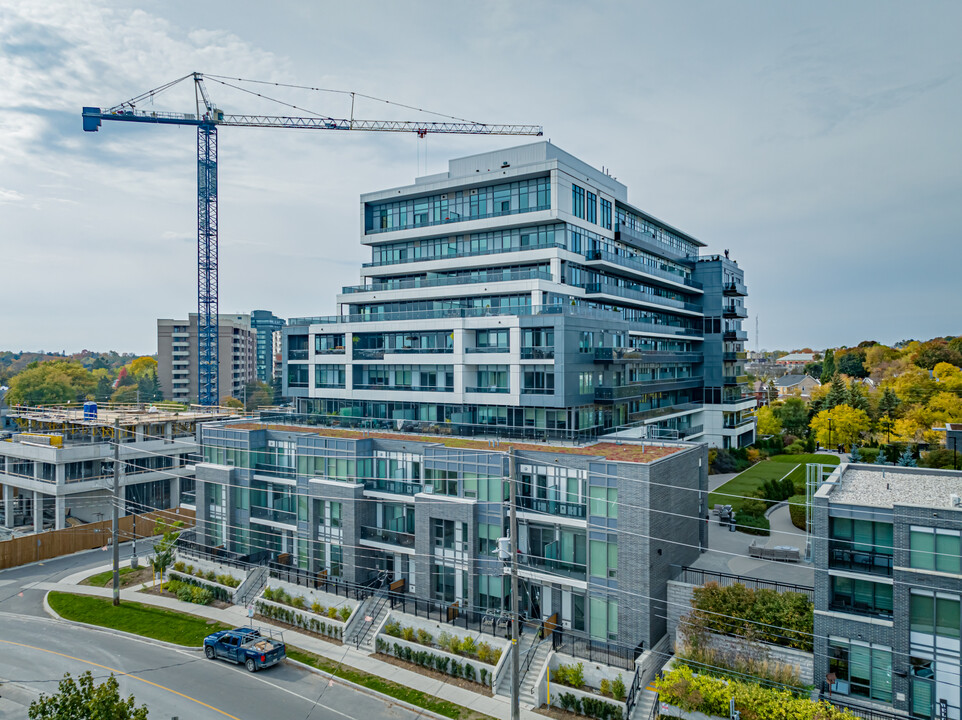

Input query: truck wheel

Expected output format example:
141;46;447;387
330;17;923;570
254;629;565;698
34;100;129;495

246;658;256;673
205;646;215;659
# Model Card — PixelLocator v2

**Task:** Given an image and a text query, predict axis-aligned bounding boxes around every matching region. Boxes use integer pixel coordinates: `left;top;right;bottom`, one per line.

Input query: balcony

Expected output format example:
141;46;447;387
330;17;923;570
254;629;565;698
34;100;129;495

360;525;415;548
521;347;555;360
722;416;755;429
365;203;550;235
465;386;510;394
342;268;552;293
614;223;694;262
465;346;510;354
315;347;345;355
250;505;297;525
254;463;296;479
628;402;702;423
519;496;586;519
828;545;894;577
582;248;702;290
723;281;748;297
723;375;750;386
679;425;704;438
288;349;309;361
722;351;748;362
362;240;566;268
367;478;422;495
519;553;587;581
828;597;893;620
723;304;748;319
580;283;702;314
353;348;385;360
594;348;703;364
595;377;703;403
521;387;554;395
353;384;453;393
723;330;749;341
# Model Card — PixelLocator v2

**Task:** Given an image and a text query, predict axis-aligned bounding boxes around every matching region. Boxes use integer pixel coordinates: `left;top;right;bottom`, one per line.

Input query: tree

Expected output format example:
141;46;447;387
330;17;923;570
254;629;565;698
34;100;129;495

803;361;823;378
847;380;871;414
149;519;183;585
766;378;778;406
875;447;888;464
820;349;836;383
5;361;96;405
864;345;900;377
29;671;148;720
809;404;871;449
244;380;273;411
755;405;782;436
891;367;937;405
93;372;114;403
128;356;158;378
111;385;140;404
897;448;917;467
776;397;809;437
878;387;901;417
136;370;162;402
221;396;244;409
933;362;962;394
837;351;867;378
825;375;848;410
913;339;962;370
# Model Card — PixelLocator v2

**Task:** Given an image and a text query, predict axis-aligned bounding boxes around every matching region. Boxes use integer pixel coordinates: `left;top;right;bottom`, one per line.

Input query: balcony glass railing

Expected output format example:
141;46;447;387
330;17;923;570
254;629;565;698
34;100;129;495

519;496;586;519
520;553;587;581
521;387;554;395
828;544;894;577
363;240;566;268
582;248;702;289
353;384;454;393
360;525;415;548
250;505;297;525
828;597;893;619
466;346;510;354
723;281;748;296
580;283;702;313
595;377;703;401
288;349;309;361
465;386;510;394
594;348;703;364
520;347;555;359
342;269;552;293
723;330;749;341
254;463;296;479
367;478;422;495
365;203;551;235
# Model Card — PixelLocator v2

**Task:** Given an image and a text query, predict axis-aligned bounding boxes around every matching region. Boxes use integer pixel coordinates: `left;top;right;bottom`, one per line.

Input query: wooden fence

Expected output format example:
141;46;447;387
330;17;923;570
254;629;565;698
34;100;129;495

0;507;195;570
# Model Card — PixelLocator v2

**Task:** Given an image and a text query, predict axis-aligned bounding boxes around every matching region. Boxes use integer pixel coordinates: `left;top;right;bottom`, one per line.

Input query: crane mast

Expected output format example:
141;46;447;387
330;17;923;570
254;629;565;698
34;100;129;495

83;73;542;405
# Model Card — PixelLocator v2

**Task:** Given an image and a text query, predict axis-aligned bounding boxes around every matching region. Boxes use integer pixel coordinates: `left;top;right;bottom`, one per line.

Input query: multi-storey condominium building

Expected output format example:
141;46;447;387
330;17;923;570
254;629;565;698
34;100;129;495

0;404;229;532
281;142;753;448
251;310;286;384
194;419;707;651
157;314;257;404
813;464;962;720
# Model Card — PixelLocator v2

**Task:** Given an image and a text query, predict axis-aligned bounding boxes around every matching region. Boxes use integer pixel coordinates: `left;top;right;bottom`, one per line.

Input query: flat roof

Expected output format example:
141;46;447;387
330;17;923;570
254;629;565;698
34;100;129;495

826;465;962;509
223;422;684;464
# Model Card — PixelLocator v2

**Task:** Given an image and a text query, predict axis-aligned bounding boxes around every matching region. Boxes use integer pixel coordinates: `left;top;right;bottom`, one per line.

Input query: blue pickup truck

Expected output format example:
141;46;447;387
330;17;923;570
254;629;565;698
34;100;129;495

203;627;286;672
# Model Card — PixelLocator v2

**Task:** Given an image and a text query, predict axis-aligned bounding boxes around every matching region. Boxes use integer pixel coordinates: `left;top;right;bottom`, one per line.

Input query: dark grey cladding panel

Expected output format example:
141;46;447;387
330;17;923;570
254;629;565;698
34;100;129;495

196;464;234;483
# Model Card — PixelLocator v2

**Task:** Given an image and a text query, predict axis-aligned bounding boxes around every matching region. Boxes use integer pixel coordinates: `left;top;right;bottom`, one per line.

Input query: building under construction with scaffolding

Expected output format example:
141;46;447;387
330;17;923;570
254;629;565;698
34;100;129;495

0;403;232;536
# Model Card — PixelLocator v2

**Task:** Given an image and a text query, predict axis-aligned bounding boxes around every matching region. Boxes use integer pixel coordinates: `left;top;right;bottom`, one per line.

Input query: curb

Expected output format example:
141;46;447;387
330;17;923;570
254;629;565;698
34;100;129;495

285;656;451;720
42;590;205;653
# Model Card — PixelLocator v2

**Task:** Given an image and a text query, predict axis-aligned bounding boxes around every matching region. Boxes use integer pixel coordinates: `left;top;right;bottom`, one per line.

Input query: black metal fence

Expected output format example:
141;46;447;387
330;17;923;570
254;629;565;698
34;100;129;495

677;565;814;601
552;632;641;671
819;692;906;720
624;666;643;717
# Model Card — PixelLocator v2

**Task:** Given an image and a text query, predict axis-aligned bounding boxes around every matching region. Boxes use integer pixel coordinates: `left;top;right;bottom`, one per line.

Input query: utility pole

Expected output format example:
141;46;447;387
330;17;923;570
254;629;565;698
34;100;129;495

508;449;520;720
112;419;121;606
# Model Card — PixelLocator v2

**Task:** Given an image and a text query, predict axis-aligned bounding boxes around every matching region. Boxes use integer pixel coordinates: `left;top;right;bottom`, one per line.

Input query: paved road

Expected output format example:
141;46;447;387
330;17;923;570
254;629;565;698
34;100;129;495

0;552;425;720
0;612;424;719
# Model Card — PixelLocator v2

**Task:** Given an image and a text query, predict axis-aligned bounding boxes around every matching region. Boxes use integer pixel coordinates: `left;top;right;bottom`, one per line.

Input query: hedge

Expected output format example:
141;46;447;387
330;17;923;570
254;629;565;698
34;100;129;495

171;561;241;588
375;638;491;688
255;600;343;641
556;691;624;720
168;570;234;603
786;495;807;531
381;622;502;665
655;665;857;720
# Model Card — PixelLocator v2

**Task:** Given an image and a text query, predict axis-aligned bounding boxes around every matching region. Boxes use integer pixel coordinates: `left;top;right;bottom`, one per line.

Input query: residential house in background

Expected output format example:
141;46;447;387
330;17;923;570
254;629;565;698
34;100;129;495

776;352;816;370
774;374;821;400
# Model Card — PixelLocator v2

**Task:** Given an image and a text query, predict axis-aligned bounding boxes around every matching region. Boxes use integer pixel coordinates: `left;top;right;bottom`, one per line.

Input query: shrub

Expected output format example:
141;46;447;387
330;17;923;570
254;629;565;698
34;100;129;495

416;628;433;646
173;561;186;573
600;678;611;697
477;641;493;663
437;631;454;652
262;586;275;601
327;607;338;619
464;662;476;682
205;570;216;581
434;656;450;674
450;660;462;678
655;665;856;720
383;621;402;637
553;662;585;689
787;494;807;530
480;668;488;686
711;449;738;473
401;626;415;642
459;635;477;657
311;600;324;614
741;498;768;517
338;606;351;622
611;673;626;702
558;692;581;713
290;595;306;610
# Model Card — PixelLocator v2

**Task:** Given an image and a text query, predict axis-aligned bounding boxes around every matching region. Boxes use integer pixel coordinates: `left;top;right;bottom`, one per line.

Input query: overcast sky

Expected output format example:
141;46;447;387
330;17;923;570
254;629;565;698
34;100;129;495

1;1;959;355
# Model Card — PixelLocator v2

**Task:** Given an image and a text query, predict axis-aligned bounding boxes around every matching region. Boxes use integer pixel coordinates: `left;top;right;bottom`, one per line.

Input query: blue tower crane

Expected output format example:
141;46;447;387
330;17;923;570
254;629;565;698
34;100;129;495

83;72;543;406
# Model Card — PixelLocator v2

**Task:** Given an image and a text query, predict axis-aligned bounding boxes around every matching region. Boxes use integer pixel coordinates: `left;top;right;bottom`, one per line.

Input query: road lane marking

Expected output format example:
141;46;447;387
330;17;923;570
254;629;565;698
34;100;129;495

0;639;241;719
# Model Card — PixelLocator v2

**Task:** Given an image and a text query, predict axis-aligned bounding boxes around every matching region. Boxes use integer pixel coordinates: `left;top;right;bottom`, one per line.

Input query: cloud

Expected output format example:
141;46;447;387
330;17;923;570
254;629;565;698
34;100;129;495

0;188;25;203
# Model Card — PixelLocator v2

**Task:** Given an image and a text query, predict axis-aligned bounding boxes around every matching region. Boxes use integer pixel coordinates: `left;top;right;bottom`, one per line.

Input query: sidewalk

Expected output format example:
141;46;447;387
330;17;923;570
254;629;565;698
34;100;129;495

38;567;543;720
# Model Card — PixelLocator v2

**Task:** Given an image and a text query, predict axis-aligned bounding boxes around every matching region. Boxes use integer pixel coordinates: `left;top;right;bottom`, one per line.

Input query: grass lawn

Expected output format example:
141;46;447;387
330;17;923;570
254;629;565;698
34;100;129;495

81;566;150;588
709;454;841;511
47;592;229;646
286;648;495;720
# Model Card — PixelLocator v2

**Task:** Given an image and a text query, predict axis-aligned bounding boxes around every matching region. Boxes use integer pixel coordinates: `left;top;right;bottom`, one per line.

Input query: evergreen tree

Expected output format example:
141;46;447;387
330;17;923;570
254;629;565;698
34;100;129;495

847;380;871;413
94;375;113;403
897;448;917;467
766;378;778;405
875;448;887;465
878;387;900;417
850;446;863;462
821;349;836;383
825;375;848;410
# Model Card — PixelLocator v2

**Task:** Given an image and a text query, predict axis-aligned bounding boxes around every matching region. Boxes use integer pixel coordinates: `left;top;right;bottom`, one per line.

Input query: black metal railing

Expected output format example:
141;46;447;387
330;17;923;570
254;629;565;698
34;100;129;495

360;525;415;548
828;545;894;576
828;598;893;619
818;691;905;720
518;496;587;519
624;666;644;719
676;566;814;601
552;632;641;671
250;505;297;525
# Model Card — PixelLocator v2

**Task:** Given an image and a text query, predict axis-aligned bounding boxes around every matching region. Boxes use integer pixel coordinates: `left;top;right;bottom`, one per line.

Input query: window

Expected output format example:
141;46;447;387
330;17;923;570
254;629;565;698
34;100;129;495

288;364;309;388
478;522;501;556
586;191;597;224
830;576;893;617
910;527;962;574
572;185;585;219
432;564;456;603
315;365;345;388
911;592;961;639
425;469;458;495
590;536;617;580
589;596;618;641
476;329;509;349
523;366;555;394
588;487;618;519
579;372;595;395
829;640;892;703
600;198;612;230
476;365;508;391
579;331;594;352
315;334;345;353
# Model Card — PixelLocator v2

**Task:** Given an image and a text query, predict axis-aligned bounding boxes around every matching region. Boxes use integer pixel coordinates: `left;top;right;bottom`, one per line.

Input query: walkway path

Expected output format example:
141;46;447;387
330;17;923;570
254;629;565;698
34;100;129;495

37;565;544;720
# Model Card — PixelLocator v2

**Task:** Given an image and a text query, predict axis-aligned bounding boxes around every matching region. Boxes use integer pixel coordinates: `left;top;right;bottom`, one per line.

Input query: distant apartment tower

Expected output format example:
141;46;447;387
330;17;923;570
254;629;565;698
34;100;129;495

251;310;286;384
272;330;283;381
157;314;257;403
280;141;753;448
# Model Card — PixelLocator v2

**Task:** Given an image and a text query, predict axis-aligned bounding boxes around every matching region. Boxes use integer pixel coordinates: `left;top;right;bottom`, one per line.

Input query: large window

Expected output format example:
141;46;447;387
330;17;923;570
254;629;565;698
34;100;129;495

572;185;585;219
315;365;345;388
911;592;961;639
476;365;509;391
476;329;509;349
600;198;612;230
590;535;618;580
910;527;962;574
586;191;597;224
829;640;892;703
589;596;618;641
425;468;458;495
589;487;618;519
522;366;555;394
829;517;894;575
315;334;345;353
830;576;893;617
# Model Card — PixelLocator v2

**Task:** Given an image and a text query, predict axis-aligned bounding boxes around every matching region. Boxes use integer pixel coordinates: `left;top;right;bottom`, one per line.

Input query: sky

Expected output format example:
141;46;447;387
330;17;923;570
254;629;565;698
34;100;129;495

1;1;959;355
